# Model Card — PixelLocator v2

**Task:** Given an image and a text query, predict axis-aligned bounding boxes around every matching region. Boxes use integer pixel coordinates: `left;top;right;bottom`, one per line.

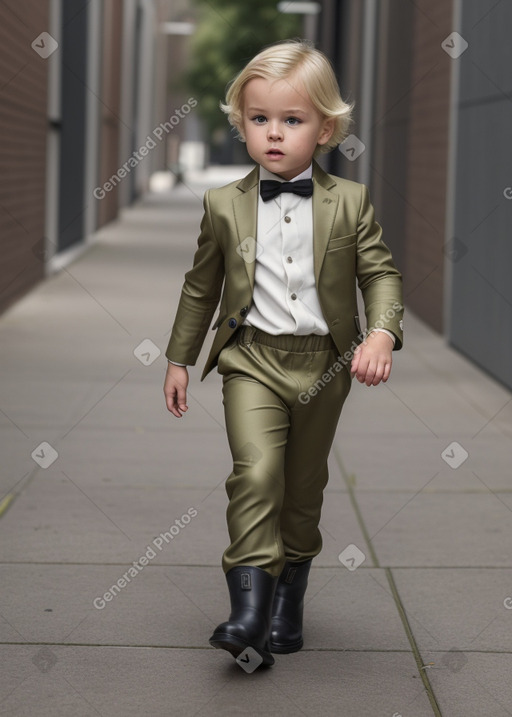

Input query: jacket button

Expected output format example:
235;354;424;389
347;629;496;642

228;318;237;329
240;306;248;317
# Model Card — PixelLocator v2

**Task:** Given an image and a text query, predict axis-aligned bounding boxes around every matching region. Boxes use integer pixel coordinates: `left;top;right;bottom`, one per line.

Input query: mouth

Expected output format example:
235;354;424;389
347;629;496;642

266;148;284;157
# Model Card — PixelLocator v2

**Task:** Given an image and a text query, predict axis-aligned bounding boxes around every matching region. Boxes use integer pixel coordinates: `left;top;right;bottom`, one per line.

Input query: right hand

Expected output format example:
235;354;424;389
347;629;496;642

163;363;189;418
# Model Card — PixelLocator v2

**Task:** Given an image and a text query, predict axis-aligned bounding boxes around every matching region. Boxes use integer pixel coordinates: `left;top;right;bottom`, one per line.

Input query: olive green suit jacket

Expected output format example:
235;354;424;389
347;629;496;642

166;161;403;380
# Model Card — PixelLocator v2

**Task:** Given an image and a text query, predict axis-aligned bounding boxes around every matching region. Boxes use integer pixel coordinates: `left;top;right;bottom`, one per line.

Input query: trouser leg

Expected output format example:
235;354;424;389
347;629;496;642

221;372;290;578
271;358;351;653
280;363;352;561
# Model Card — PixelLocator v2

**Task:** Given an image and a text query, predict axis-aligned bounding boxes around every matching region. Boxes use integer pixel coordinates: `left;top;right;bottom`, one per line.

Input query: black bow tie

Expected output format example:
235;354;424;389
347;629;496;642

260;178;313;202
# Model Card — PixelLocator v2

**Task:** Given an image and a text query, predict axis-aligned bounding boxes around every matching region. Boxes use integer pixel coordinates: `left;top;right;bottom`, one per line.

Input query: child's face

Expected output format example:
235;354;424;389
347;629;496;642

241;75;334;180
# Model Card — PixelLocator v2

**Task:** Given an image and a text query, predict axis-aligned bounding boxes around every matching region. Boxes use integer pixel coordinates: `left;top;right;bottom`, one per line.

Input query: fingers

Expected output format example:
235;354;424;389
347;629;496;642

165;386;185;418
357;357;376;385
176;383;188;414
351;350;392;386
350;346;361;376
382;358;392;383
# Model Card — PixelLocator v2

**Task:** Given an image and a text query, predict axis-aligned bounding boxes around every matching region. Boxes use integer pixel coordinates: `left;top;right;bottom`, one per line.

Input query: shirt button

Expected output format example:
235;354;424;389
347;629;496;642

290;293;297;300
284;216;291;223
286;256;293;263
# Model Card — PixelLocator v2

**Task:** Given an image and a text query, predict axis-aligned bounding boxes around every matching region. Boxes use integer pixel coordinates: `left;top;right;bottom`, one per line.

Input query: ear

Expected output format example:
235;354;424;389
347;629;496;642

317;117;335;147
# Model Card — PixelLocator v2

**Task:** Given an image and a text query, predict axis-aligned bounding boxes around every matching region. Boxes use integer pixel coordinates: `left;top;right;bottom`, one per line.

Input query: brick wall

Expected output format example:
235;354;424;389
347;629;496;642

400;1;453;332
97;0;124;228
0;0;50;313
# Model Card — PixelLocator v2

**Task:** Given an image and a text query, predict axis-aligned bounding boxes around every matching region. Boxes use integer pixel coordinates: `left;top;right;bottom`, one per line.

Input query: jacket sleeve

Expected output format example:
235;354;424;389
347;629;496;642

165;190;225;366
355;185;404;349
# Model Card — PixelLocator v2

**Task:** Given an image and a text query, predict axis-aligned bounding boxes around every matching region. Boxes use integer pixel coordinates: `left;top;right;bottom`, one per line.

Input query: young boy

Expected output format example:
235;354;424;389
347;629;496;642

163;40;403;669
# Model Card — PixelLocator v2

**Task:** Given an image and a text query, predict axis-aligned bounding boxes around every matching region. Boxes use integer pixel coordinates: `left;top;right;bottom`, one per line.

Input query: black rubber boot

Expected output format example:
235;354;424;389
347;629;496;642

209;566;278;667
270;559;312;654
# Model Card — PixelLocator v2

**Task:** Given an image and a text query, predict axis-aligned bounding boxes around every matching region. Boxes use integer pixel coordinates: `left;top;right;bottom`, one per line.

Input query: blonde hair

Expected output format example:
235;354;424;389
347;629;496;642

220;39;354;153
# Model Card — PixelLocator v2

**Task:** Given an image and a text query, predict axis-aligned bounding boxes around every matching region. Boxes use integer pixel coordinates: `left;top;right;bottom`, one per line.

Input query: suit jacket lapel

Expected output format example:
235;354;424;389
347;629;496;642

232;166;259;292
312;161;338;286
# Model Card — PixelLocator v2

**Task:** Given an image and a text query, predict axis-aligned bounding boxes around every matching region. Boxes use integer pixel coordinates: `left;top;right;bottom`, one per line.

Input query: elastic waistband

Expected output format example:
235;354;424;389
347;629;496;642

238;325;336;353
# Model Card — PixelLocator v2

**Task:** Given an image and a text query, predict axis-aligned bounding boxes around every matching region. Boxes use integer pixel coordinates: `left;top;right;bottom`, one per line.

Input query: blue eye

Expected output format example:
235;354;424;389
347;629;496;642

252;115;267;124
286;117;301;126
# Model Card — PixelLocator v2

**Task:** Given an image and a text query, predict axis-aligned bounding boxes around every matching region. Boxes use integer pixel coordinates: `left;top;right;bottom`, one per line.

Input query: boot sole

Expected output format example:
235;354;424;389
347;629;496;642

269;639;303;654
209;633;275;666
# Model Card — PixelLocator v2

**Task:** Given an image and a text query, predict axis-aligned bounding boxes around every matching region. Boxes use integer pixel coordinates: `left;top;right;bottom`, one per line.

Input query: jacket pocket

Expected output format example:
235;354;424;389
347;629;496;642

326;233;357;251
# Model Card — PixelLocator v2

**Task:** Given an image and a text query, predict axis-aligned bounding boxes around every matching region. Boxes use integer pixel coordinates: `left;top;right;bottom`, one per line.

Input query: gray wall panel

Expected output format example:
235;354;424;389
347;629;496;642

458;0;512;104
449;0;512;389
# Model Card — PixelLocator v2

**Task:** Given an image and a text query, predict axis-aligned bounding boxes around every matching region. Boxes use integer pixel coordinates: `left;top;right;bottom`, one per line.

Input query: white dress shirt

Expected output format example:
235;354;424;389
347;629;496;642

244;164;329;335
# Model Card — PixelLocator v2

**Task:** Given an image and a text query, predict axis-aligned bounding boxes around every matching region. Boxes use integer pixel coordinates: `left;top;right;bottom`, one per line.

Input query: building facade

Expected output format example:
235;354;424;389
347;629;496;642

318;0;512;390
0;0;179;313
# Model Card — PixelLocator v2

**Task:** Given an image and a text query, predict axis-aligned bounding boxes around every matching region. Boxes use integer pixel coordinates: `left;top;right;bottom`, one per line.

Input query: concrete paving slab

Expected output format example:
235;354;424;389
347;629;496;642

0;645;434;717
336;403;512;493
355;492;512;567
302;567;412;650
335;432;512;494
0;479;229;564
391;568;512;652
0;564;217;647
1;429;35;498
422;651;512;717
335;432;468;492
46;427;232;490
0;361;225;436
397;312;510;418
332;378;438;439
344;376;495;440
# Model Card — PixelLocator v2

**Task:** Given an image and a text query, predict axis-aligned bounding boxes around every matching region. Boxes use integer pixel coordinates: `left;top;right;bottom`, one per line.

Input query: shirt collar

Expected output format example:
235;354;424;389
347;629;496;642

259;163;313;183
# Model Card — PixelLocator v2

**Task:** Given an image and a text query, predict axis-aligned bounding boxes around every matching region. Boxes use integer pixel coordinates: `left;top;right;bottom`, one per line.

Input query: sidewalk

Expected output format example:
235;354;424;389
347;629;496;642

1;167;511;717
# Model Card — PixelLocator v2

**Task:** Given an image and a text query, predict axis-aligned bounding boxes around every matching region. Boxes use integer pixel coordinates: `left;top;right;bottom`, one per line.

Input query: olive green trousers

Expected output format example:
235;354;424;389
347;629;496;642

217;326;352;578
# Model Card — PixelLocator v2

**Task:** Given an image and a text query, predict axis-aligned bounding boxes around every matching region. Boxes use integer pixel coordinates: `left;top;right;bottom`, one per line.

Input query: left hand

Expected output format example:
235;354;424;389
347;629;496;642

350;331;394;386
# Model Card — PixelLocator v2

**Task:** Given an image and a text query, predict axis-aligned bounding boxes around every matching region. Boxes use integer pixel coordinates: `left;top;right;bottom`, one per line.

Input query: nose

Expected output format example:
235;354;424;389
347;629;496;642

267;121;282;141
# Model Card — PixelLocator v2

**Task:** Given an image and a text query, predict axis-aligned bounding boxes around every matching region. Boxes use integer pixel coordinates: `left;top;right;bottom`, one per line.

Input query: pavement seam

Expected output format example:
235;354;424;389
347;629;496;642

0;641;436;651
2;641;512;655
333;445;443;717
0;494;16;518
0;469;39;520
384;568;443;717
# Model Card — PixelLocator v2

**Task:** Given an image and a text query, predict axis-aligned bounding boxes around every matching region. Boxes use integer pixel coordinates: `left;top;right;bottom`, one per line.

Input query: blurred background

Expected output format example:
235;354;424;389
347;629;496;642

1;0;511;389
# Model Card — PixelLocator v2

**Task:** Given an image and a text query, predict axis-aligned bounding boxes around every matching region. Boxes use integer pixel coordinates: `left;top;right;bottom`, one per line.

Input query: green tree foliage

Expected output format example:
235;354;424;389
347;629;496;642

187;0;302;141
